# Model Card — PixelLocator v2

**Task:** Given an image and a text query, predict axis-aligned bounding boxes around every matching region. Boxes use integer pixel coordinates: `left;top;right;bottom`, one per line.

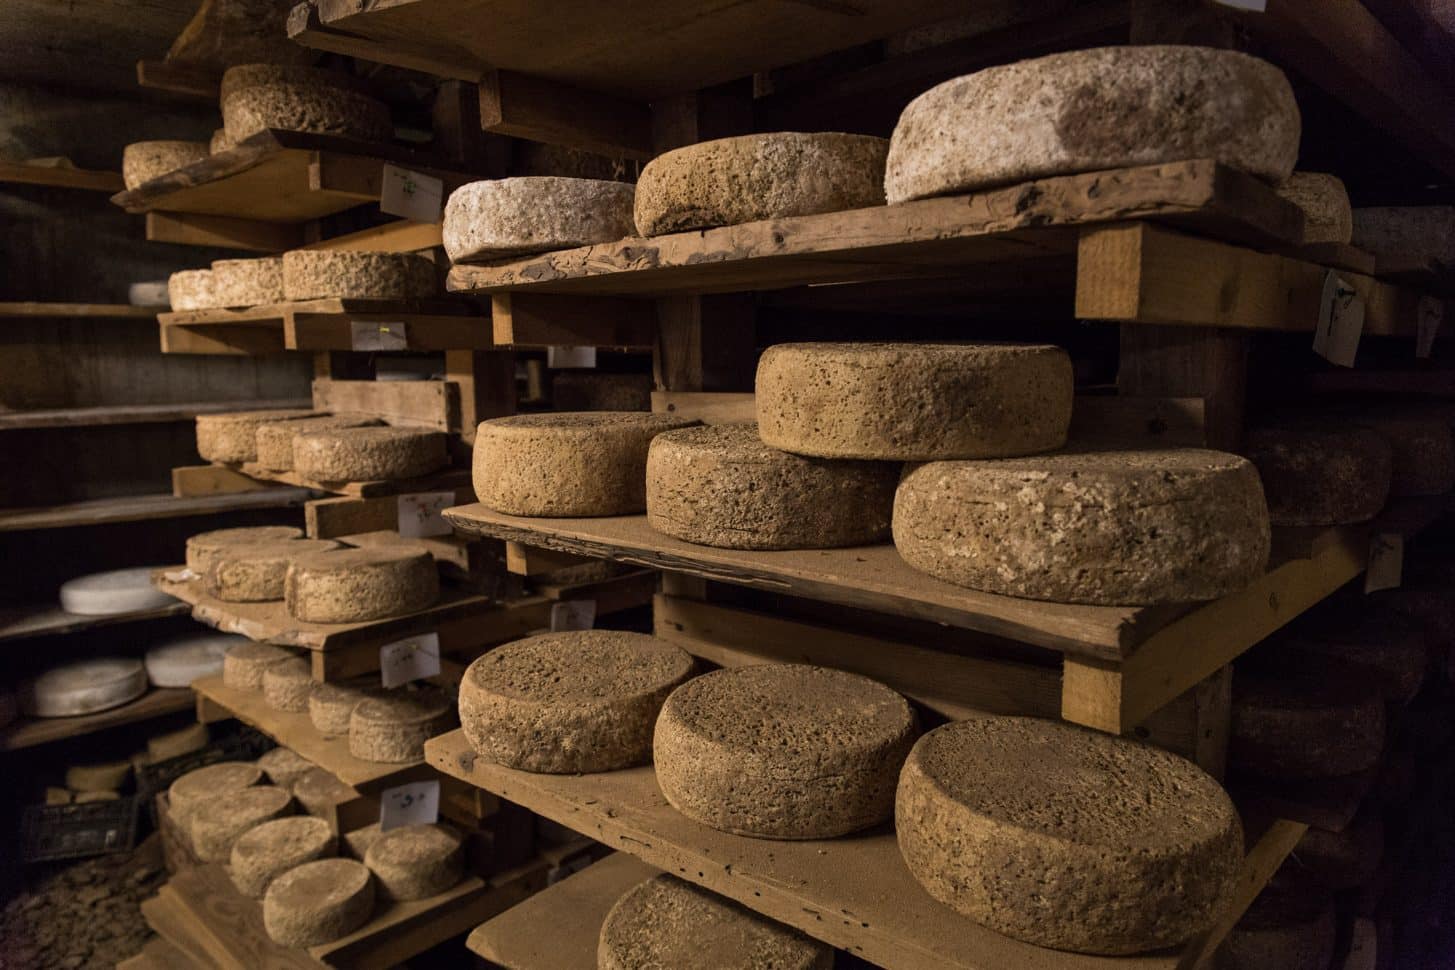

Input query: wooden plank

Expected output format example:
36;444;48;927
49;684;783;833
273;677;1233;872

287;311;492;351
478;69;652;159
0;398;310;431
2;689;193;750
145;211;306;253
135;58;221;101
0;601;190;643
172;464;271;497
231;463;472;500
0;489;314;532
650;391;755;424
1068;395;1207;447
305;489;474;539
491;293;655;350
335;529;479;575
160;322;288;356
0;161;124;193
312;377;459;432
537;569;658;618
445;349;515;445
0;302;155;319
301;220;443;253
504;542;595;577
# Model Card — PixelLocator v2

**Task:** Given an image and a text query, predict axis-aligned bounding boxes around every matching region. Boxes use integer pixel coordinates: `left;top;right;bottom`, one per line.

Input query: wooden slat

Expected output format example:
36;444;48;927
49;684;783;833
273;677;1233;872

478;69;652;159
172;464;271;497
2;689;193;750
0;161;124;193
0;398;310;431
0;302;155;319
0;489;313;532
301;220;443;253
230;463;472;500
0;601;190;643
135;58;221;101
287;311;492;351
145;211;306;253
305;488;475;539
491;293;655;350
649;391;756;424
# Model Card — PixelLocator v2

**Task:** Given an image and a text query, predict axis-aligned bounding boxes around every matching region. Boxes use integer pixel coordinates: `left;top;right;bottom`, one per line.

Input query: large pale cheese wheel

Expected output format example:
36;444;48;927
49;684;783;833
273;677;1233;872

208;257;284;308
634;132;888;236
1241;424;1392;526
1218;891;1336;970
1263;605;1427;703
190;785;294;862
195;408;319;464
894;449;1271;605
363;823;464;900
1275;173;1354;245
309;681;378;736
186;525;303;572
474;412;699;516
756;342;1073;461
23;658;147;717
168;762;264;829
168;269;218;311
65;759;132;792
262;658;314;713
59;567;177;615
552;371;652;412
284;547;439;623
884;46;1299;203
223;642;298;691
348;687;454;763
655;664;917;839
148;722;209;762
209;127;233;154
459;631;695;773
263;858;376;947
1272;813;1383;891
206;538;341;602
293;767;355;818
281;250;435;302
1356;413;1455;497
144;633;243;686
1351;206;1455;271
291;426;447;482
229;815;336;898
1230;672;1385;779
442;177;636;262
896;716;1242;954
221;65;392;144
646;424;899;549
255;415;382;470
121;140;208;190
599;874;833;970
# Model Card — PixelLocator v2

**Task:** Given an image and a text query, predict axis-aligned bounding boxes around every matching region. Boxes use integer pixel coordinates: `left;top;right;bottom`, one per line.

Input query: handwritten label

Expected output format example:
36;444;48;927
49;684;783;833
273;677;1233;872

379;779;440;831
547;346;597;369
550;600;596;632
397;491;454;538
379;632;441;688
379;165;444;224
350;320;408;351
1365;533;1403;594
1418;296;1444;359
1313;270;1364;367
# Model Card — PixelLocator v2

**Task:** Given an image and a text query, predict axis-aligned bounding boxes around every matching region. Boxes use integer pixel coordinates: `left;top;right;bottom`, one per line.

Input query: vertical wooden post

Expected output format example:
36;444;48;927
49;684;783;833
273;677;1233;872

446;349;516;443
1118;326;1249;451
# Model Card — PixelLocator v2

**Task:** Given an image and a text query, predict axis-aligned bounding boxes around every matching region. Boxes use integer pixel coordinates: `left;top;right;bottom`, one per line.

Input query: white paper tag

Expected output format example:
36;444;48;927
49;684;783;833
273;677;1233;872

379;165;444;224
397;492;454;538
379;631;441;688
350;320;408;351
547;346;597;369
1365;533;1403;594
379;779;440;831
1313;271;1364;367
1418;296;1444;358
550;600;597;632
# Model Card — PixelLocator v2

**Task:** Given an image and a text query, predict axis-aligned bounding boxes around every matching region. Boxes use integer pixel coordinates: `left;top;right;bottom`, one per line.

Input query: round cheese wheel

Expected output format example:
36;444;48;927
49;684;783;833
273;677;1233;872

144;633;243;687
223;642;299;691
280;250;434;302
551;372;651;412
894;448;1271;605
460;631;695;773
65;759;132;792
1241;424;1392;526
756;342;1073;461
221;65;391;144
1356;413;1455;497
262;858;376;947
255;415;382;471
1352;206;1455;270
284;547;439;623
293;767;355;817
128;280;170;307
646;424;899;549
168;268;219;311
1275;173;1353;245
1230;671;1385;779
262;658;314;713
884;46;1299;203
195;409;319;464
1272;813;1383;891
186;525;303;572
190;785;294;862
342;823;384;861
208;257;284;308
168;762;264;828
599;874;833;970
634;132;888;236
121;140;208;190
205;539;341;602
896;716;1242;954
147;722;209;762
1261;605;1427;703
257;745;316;790
1218;890;1336;970
209;127;233;154
309;681;378;736
291;426;447;482
24;658;147;717
59;567;177;616
443;177;636;262
230;816;336;898
655;664;917;839
474;412;699;516
349;687;454;764
363;823;464;900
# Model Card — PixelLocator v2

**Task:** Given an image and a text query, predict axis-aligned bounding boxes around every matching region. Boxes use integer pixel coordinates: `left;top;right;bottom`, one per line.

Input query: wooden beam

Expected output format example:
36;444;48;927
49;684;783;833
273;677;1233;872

301;220;442;253
286;311;492;351
285;2;484;81
311;378;461;431
491;293;655;350
145;211;306;253
307;152;389;201
650;391;756;425
135;58;221;102
0;161;123;193
1118;328;1247;451
478;69;652;160
159;322;286;355
172;465;271;498
504;542;596;577
446;350;516;445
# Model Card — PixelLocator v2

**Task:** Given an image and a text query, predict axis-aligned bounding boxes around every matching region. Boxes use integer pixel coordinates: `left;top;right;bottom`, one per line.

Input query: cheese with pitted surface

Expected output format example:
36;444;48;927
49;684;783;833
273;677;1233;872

229;815;336;898
223;642;299;691
348;687;454;763
257;745;316;790
284;547;439;623
205;539;340;602
168;269;218;311
443;177;636;262
255;415;382;471
262;658;313;713
364;823;464;900
308;681;378;736
208;257;284;308
221;64;392;145
186;525;302;572
189;785;294;862
167;761;263;829
1241;423;1392;526
262;858;375;947
291;426;446;482
122;140;208;190
280;249;434;302
1275;173;1353;245
195;408;319;464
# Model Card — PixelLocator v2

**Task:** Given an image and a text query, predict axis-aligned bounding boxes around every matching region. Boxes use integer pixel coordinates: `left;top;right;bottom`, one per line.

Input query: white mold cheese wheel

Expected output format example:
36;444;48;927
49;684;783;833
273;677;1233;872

223;642;298;691
1356;412;1455;497
443;177;636;262
59;567;177;616
168;269;218;311
1241;423;1392;526
551;371;652;412
363;823;464;900
291;426;447;482
599;874;833;970
262;858;376;947
309;681;378;736
896;716;1242;955
255;414;382;471
229;815;336;898
293;767;355;818
263;657;314;714
1218;891;1336;970
190;784;294;862
459;631;695;773
1230;672;1385;779
121;140;208;190
1275;173;1353;245
884;45;1299;203
655;664;917;839
1352;205;1455;271
756;342;1072;461
894;448;1271;605
186;525;303;572
634;132;888;236
23;658;147;717
208;257;284;308
168;762;264;828
348;687;455;763
280;249;435;302
195;408;319;464
144;633;244;686
474;412;699;516
284;547;440;624
221;64;392;144
206;538;341;602
647;424;899;550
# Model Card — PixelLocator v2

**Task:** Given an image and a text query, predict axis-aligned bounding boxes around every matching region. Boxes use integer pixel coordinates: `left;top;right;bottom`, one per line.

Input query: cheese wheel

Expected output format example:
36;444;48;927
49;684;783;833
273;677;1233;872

1272;813;1383;891
293;767;355;818
599;874;833;970
186;525;303;572
459;631;695;773
65;759;132;792
363;823;464;900
219;64;374;102
221;65;391;144
348;688;454;763
1219;890;1336;970
168;269;218;311
284;547;439;623
884;46;1299;203
342;823;384;861
1230;672;1385;779
1260;605;1427;703
1356;413;1455;497
634;132;888;236
144;633;243;686
208;257;284;308
168;762;264;827
128;280;170;307
1241;424;1392;526
223;642;298;691
655;664;917;839
59;567;176;616
257;746;316;790
474;412;699;516
1352;206;1455;271
646;424;899;549
280;250;435;302
896;716;1242;954
205;539;341;602
262;658;313;713
121;140;208;190
756;342;1073;461
309;681;378;736
190;785;294;862
291;426;447;482
229;816;336;898
24;658;147;717
442;177;636;262
262;858;376;947
894;449;1271;605
552;371;652;412
255;415;382;471
147;722;209;762
195;408;319;464
1275;173;1353;245
209;128;233;154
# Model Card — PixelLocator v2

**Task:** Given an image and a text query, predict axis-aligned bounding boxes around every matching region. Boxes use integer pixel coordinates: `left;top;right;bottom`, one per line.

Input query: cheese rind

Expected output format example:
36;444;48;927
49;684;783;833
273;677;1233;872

262;858;376;947
168;269;219;311
229;816;336;898
186;525;303;572
309;681;378;736
1357;412;1455;497
262;658;313;713
208;257;284;307
122;140;209;190
1351;205;1455;271
168;762;264;828
443;177;636;262
223;642;298;691
349;687;454;763
1242;424;1392;526
144;633;243;686
221;64;391;144
363;823;464;900
205;539;340;602
284;547;440;623
1275;173;1353;245
59;567;177;616
1230;672;1385;779
189;785;294;862
255;415;382;470
280;250;435;302
24;657;147;717
291;426;447;482
195;408;319;464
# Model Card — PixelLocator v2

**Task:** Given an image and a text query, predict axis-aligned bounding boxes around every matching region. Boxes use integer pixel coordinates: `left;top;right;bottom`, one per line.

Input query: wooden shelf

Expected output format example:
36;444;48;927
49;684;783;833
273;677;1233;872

158;298;489;356
2;688;193;750
0;161;124;193
0;601;190;643
0;398;312;431
229;464;474;500
0;302;157;319
0;489;316;532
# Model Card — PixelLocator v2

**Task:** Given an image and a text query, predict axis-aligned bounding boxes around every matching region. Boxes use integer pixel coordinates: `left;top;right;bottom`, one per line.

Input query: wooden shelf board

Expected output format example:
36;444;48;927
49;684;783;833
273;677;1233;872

0;398;312;431
157;298;475;327
0;601;190;643
0;302;157;319
0;161;125;192
2;688;192;750
0;489;316;532
231;464;473;499
159;297;490;355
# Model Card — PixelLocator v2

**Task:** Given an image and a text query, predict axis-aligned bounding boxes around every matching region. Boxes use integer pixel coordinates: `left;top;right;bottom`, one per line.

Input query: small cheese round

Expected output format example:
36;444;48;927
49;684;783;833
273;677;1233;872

208;257;284;308
1275;173;1353;245
1356;413;1455;497
1352;206;1455;270
122;140;208;190
756;342;1073;460
364;823;464;900
884;46;1299;203
284;547;440;623
443;177;636;262
1218;891;1336;970
896;717;1242;954
195;408;319;464
1241;424;1392;526
293;767;355;817
59;568;177;616
223;642;299;691
186;525;303;572
190;785;294;862
258;745;316;790
262;658;314;713
1230;672;1385;779
280;250;435;302
552;371;651;412
144;633;241;686
205;539;341;602
634;132;888;236
147;722;209;762
343;823;384;861
291;426;447;482
309;681;378;736
23;658;147;717
599;874;833;970
221;65;392;144
655;664;917;839
168;269;218;311
459;631;695;773
263;858;376;947
168;762;264;829
474;412;699;516
229;816;336;898
65;759;132;793
255;415;382;470
349;688;455;763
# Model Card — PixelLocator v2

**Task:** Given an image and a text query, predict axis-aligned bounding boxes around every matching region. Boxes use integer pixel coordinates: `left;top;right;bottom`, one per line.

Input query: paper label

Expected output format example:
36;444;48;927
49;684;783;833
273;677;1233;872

350;320;408;351
1365;533;1403;594
379;165;444;224
547;346;597;369
1210;0;1266;9
379;780;440;831
397;491;454;538
379;631;441;688
550;600;597;632
1418;296;1444;358
1313;271;1364;367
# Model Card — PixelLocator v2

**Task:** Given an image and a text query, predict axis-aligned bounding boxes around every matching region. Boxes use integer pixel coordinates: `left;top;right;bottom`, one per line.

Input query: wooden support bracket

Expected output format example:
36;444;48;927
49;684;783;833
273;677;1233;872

478;69;653;160
491;293;655;350
146;211;307;253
